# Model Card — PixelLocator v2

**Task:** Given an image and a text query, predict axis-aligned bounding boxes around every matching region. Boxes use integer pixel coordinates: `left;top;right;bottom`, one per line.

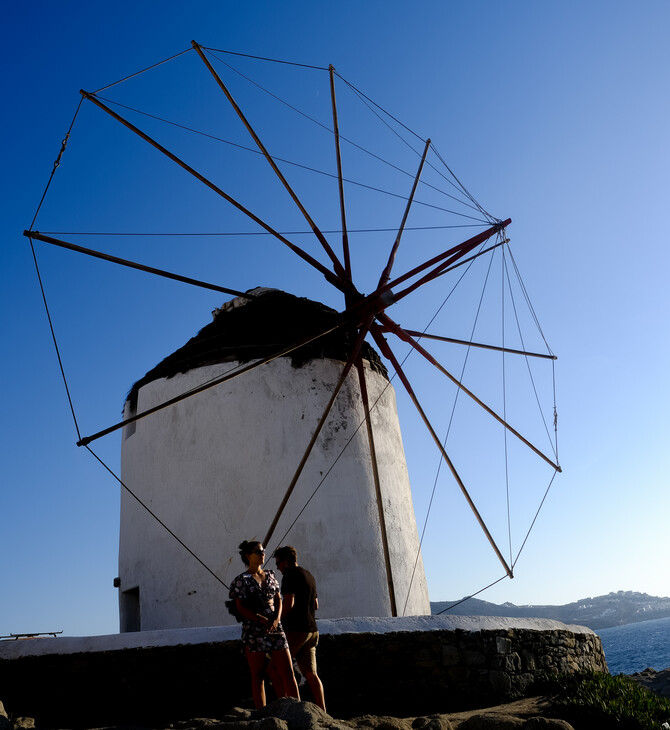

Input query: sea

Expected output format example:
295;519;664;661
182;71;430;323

597;615;670;675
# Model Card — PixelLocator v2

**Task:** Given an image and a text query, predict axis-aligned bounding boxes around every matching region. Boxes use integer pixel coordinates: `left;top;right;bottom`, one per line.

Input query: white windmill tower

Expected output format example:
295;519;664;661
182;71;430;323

118;288;430;631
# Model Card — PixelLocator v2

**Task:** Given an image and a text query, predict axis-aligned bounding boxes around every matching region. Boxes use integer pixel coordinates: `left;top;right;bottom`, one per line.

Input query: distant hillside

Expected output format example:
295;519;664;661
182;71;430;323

431;590;670;630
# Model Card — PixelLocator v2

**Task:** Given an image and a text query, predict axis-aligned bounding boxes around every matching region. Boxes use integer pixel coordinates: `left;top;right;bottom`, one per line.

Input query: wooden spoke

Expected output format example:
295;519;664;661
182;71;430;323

329;65;352;288
391;238;507;304
77;318;350;447
24;231;256;300
355;353;397;615
263;315;375;546
371;220;510;305
192;42;351;288
80;91;350;296
384;221;510;305
377;138;431;289
377;313;561;472
386;328;556;361
369;323;513;578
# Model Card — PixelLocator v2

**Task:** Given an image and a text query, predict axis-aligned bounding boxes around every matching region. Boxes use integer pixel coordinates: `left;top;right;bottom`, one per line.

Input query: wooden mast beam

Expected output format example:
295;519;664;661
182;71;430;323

75;280;390;448
23;231;256;300
329;65;352;287
377;138;431;289
191;41;351;287
76;319;348;447
391;239;507;303
374;220;511;305
378;313;561;472
386;328;557;361
355;354;397;615
263;316;375;547
79;90;350;296
388;220;511;304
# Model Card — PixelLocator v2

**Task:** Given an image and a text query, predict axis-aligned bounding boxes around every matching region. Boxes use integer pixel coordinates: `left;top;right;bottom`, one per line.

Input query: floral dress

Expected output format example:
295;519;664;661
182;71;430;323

229;569;289;652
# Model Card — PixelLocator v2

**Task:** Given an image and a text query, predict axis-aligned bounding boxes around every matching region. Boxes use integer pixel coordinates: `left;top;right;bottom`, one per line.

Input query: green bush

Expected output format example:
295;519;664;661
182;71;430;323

536;672;670;729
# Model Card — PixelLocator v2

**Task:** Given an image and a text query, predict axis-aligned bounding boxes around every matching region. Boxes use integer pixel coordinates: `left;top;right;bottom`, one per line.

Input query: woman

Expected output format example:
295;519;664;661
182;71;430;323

229;540;300;708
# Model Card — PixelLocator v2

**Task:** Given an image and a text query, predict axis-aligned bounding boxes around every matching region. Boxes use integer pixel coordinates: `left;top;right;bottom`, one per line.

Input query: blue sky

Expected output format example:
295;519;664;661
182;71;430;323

2;1;669;637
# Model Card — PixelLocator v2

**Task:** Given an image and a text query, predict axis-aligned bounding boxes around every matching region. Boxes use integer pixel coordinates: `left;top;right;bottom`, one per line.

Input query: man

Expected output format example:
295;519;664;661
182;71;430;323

274;545;326;711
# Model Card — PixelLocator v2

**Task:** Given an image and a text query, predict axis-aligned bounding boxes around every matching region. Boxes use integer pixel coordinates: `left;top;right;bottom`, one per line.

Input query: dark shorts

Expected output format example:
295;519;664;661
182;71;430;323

285;630;319;675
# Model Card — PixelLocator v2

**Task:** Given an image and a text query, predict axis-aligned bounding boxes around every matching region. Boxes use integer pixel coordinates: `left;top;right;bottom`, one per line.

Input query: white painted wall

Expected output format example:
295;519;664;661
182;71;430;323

0;616;596;660
119;355;430;631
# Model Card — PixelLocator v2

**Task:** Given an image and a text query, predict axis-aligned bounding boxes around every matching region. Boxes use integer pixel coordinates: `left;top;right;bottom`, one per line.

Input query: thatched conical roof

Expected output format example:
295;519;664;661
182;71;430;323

125;288;388;410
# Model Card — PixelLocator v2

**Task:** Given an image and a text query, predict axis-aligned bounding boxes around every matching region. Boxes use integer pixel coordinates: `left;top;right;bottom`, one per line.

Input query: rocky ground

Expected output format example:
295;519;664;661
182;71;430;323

1;669;668;730
0;696;575;730
625;667;670;699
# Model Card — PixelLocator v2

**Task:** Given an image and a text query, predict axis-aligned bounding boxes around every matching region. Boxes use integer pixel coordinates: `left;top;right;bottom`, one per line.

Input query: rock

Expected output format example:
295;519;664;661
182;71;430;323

227;708;254;720
12;720;35;730
457;715;525;729
352;715;412;730
252;698;347;730
626;667;670;699
525;719;574;729
0;694;578;730
411;716;453;730
213;706;254;730
452;716;574;730
254;717;289;730
0;702;10;730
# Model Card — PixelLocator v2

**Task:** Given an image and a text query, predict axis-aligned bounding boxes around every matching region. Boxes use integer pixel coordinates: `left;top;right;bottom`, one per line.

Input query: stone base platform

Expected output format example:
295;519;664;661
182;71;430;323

0;616;607;727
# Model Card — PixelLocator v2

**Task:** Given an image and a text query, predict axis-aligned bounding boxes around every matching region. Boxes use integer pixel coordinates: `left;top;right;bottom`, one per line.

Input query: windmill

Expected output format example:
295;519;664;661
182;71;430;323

24;42;560;631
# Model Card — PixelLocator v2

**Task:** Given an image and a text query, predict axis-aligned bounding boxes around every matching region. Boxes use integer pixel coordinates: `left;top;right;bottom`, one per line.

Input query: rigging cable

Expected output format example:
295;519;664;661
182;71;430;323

552;363;559;463
403;239;499;615
344;80;428;156
91;94;488;223
84;444;230;589
512;469;559;570
506;247;555;356
506;244;560;462
434;574;508;615
431;144;498;225
74;318;361;591
23;98;235;592
339;76;497;225
74;43;494;223
268;315;440;584
26;98;85;442
93;47;194;93
202;46;329;72
503;252;558;460
334;72;425;144
203;49;482;215
501;249;561;569
502;246;513;567
39;223;487;237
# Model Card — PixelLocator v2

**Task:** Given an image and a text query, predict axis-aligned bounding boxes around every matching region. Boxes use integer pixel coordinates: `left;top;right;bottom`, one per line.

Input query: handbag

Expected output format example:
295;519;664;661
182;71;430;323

226;584;266;623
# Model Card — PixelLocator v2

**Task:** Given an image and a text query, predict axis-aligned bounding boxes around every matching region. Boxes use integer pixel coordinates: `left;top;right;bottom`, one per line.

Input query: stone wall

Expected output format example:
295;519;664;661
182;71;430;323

0;620;607;727
317;627;607;717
